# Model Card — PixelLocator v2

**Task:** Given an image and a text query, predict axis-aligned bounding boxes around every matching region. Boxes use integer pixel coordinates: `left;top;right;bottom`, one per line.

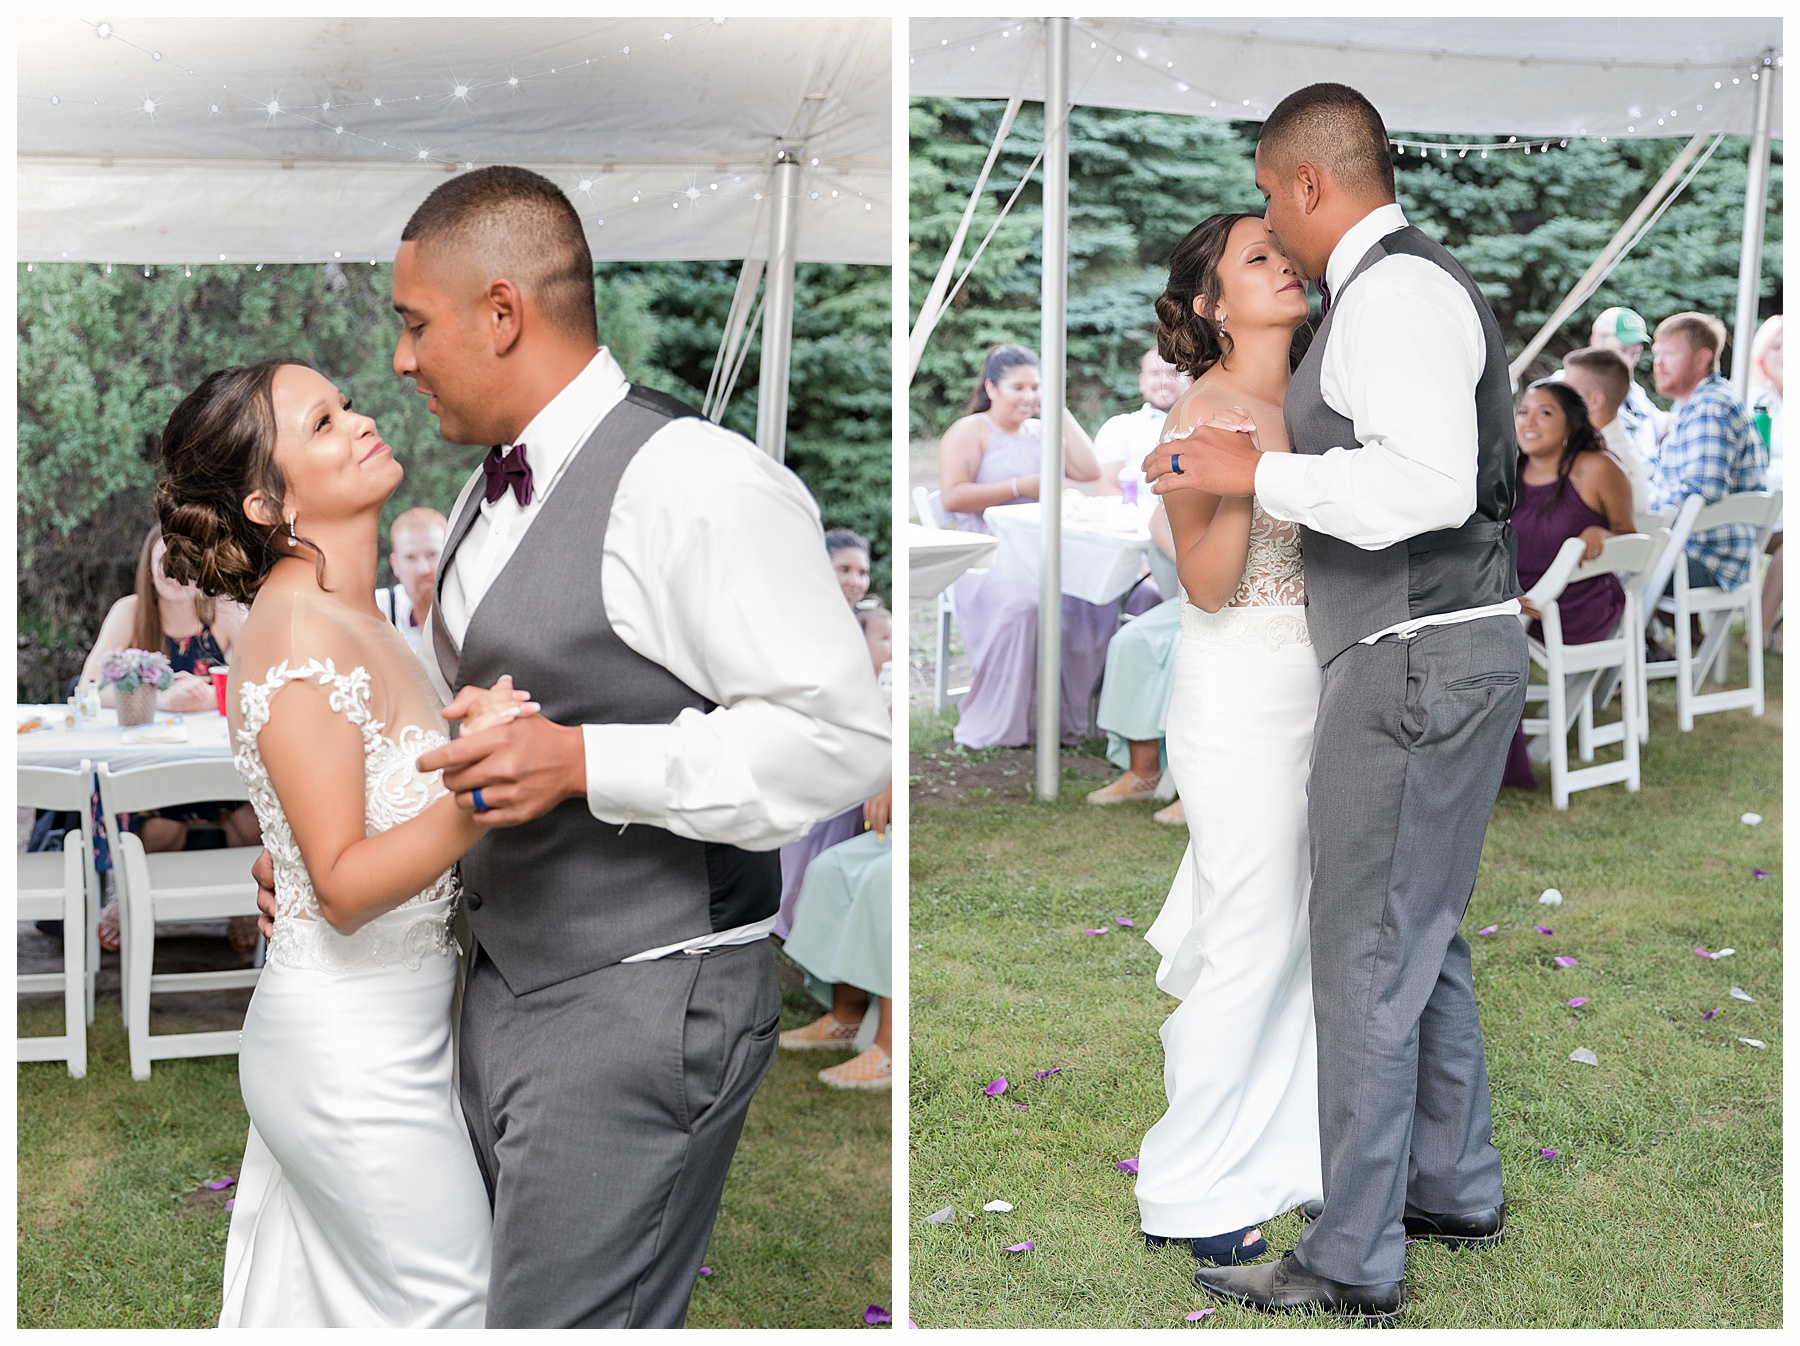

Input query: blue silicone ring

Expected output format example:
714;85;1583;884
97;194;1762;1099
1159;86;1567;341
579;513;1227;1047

471;787;490;813
1171;451;1182;475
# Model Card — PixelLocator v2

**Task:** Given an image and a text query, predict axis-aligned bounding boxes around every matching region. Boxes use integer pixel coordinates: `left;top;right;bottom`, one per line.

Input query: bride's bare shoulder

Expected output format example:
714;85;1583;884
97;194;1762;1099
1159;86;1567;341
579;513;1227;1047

1158;378;1240;442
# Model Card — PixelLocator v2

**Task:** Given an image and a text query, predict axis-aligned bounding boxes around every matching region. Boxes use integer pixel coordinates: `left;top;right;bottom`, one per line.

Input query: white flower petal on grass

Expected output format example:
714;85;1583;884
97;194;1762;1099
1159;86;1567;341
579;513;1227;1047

926;1206;955;1225
1742;812;1762;825
1739;1038;1767;1049
1714;948;1737;958
1568;1047;1599;1066
1730;987;1754;1002
1539;888;1563;906
983;1200;1013;1213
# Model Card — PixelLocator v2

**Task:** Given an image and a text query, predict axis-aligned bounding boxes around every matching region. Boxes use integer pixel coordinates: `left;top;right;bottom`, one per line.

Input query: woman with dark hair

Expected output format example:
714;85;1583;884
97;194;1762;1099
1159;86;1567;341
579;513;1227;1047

935;342;1108;747
156;359;535;1326
1131;213;1322;1268
824;525;873;607
1500;379;1634;789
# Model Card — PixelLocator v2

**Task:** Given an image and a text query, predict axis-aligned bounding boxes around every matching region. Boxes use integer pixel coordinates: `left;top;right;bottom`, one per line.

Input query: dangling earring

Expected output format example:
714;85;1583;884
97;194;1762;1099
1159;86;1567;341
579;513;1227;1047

286;513;299;548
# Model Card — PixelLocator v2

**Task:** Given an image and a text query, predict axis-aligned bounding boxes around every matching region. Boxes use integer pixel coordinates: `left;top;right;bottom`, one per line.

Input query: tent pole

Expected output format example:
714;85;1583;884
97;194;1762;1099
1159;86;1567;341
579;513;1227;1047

1729;52;1775;402
757;147;802;462
1036;17;1069;801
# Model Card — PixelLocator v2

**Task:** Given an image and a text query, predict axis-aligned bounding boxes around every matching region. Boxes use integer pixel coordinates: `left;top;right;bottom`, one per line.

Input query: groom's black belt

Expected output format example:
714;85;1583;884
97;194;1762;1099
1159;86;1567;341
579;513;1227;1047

1404;518;1512;557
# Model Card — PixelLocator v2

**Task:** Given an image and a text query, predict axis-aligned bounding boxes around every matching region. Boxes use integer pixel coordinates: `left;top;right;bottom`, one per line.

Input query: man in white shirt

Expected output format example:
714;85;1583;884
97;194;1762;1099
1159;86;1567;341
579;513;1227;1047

261;166;887;1328
373;505;447;657
1562;347;1650;515
1094;348;1192;496
1589;306;1666;465
1146;83;1523;1321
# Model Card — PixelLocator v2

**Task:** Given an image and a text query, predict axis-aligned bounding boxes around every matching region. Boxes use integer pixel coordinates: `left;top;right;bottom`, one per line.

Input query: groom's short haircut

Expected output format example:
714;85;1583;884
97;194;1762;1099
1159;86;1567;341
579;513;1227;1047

1258;83;1395;202
402;165;597;342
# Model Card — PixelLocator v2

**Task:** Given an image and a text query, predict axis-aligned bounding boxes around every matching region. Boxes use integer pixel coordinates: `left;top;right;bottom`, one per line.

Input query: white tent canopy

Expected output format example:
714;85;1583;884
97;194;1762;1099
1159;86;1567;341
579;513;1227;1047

912;16;1782;798
19;17;890;265
911;18;1782;140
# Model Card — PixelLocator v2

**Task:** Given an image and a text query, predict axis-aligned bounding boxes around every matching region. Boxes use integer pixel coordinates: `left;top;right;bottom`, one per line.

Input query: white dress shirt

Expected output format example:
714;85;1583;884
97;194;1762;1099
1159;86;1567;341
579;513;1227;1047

375;584;425;655
1254;201;1521;644
1599;416;1650;517
1096;403;1169;489
428;349;891;960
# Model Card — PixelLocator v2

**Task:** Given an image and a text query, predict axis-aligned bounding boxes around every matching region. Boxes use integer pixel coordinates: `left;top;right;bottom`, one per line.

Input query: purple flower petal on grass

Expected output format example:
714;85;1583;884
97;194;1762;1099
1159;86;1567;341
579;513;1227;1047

1554;956;1578;968
1085;928;1107;936
1534;925;1553;935
1753;869;1769;879
865;1305;892;1325
985;1077;1008;1096
1694;946;1715;959
1117;917;1135;927
1005;1241;1035;1252
1115;1158;1140;1175
1567;997;1588;1007
698;1267;713;1276
1011;1102;1030;1110
1702;1009;1718;1020
1476;925;1498;935
1185;1308;1216;1321
1033;1067;1062;1078
206;1178;236;1191
1538;1148;1559;1158
224;1198;234;1210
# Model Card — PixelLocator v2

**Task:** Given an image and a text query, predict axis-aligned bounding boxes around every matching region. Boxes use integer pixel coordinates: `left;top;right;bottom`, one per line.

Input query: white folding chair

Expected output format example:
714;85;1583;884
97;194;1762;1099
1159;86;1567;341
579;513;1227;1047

17;762;96;1077
1637;495;1704;738
1518;533;1656;810
914;485;973;712
97;760;263;1080
1653;491;1783;730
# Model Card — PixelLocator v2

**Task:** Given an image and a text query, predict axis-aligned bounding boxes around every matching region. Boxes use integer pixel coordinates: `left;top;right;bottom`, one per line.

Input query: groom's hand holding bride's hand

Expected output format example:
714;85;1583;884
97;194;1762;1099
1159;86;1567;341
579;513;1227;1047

417;678;587;828
1142;407;1261;498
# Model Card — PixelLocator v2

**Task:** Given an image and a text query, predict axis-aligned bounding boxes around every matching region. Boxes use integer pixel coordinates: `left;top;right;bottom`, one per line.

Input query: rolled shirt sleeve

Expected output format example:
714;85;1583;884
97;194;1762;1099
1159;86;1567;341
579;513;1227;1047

583;419;891;849
1254;253;1486;550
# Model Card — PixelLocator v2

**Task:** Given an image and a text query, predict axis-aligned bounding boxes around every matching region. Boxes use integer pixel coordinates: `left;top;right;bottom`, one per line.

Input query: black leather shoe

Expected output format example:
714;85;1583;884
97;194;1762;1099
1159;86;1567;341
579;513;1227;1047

1193;1250;1405;1321
1402;1203;1505;1249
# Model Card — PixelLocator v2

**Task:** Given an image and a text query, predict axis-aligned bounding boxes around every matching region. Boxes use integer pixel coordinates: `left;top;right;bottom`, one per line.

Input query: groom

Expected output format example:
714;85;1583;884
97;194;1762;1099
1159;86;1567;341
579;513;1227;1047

259;166;889;1327
1146;84;1525;1318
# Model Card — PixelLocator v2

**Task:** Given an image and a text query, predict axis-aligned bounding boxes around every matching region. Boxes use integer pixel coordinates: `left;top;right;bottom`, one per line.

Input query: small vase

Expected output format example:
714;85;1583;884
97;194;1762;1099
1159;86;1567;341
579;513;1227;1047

116;684;159;727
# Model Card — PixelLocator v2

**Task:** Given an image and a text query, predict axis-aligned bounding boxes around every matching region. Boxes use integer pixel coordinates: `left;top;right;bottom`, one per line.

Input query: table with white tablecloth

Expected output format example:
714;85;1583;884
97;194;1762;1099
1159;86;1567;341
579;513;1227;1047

984;494;1160;606
907;523;1000;601
16;707;233;771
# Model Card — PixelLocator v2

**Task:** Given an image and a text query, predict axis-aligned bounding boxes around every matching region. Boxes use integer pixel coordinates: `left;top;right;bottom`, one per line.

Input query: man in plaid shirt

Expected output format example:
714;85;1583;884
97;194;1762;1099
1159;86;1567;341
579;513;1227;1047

1649;312;1769;589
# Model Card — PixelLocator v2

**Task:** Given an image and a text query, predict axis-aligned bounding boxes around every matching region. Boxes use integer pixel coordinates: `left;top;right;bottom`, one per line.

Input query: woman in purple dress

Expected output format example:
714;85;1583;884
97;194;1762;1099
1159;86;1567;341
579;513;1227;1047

937;344;1108;747
1503;380;1636;789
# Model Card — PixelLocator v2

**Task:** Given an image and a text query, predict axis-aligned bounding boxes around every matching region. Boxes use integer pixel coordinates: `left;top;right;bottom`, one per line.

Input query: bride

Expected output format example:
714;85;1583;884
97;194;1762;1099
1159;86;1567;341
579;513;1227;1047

156;359;532;1327
1133;213;1323;1266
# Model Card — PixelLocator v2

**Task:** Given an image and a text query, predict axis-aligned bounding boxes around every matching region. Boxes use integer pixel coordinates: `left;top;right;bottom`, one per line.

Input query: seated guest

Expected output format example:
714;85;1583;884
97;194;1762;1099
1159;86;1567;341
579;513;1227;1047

1750;315;1783;650
825;526;873;607
1503;381;1635;790
79;525;261;949
1088;503;1185;826
1093;348;1192;497
1648;312;1769;592
775;604;892;942
937;343;1107;747
1590;306;1667;463
779;604;894;1089
373;506;447;656
1562;347;1649;514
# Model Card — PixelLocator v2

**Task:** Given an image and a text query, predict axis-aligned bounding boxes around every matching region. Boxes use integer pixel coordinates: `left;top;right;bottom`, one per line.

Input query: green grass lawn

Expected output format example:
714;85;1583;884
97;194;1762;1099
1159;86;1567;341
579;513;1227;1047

908;650;1781;1328
18;967;890;1329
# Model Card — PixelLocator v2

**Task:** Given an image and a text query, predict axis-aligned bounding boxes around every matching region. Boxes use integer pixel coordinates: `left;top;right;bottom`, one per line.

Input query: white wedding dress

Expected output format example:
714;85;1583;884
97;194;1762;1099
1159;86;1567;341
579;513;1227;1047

218;592;490;1328
1135;497;1325;1237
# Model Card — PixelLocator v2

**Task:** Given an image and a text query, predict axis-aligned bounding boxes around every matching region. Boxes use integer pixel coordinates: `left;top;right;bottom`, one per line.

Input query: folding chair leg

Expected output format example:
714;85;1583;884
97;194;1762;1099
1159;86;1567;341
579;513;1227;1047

124;889;156;1081
1549;671;1570;811
1622;647;1642;794
934;607;951;714
1676;600;1695;731
1577;689;1595;763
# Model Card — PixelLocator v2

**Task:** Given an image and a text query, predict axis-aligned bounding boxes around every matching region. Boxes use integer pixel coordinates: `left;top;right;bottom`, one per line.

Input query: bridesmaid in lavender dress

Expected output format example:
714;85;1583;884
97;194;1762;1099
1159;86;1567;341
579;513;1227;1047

936;344;1111;748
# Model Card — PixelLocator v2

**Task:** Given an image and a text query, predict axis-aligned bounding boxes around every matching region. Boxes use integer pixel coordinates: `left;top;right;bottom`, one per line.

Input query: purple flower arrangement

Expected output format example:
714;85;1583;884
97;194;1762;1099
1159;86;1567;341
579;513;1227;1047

99;648;173;696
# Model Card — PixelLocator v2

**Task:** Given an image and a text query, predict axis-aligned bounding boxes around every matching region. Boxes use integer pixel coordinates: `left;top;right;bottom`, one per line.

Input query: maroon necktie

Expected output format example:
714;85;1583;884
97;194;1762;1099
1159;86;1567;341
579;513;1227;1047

1316;276;1331;317
482;443;533;506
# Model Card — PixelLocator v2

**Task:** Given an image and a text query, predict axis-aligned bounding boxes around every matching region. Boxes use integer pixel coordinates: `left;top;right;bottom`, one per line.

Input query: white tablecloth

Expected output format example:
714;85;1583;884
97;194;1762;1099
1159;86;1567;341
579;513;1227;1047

908;524;999;601
16;706;233;772
985;495;1159;605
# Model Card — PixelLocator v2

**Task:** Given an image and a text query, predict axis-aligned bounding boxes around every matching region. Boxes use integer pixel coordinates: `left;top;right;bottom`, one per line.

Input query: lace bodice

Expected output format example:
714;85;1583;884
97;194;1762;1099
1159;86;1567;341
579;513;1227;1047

234;658;458;971
1230;501;1305;608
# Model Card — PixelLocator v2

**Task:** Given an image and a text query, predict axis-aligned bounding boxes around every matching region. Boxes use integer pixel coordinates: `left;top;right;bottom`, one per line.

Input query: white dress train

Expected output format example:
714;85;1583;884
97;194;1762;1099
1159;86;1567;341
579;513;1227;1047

1135;502;1325;1238
218;598;491;1328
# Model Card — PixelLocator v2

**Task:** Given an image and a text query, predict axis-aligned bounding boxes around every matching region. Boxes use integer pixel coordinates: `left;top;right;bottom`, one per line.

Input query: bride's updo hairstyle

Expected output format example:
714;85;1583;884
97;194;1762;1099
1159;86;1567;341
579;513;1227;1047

964;343;1039;415
155;358;322;605
1154;212;1260;380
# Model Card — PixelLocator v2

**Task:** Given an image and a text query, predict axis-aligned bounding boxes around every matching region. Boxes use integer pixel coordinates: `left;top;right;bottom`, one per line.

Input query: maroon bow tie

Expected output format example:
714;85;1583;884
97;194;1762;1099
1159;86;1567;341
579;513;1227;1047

482;442;533;506
1316;276;1332;317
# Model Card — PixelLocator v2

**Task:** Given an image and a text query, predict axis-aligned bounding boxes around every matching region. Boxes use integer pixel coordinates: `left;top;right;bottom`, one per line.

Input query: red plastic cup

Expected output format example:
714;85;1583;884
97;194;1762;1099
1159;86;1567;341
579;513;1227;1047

212;667;230;717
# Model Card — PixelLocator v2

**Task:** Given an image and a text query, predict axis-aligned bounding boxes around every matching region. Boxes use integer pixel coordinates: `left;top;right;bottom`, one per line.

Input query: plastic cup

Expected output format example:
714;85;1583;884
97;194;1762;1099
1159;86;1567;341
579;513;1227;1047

212;667;230;717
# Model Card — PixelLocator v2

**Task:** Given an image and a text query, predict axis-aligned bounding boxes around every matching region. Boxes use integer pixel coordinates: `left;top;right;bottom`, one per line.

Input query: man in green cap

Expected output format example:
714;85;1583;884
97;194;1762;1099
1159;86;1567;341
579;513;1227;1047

1590;306;1667;466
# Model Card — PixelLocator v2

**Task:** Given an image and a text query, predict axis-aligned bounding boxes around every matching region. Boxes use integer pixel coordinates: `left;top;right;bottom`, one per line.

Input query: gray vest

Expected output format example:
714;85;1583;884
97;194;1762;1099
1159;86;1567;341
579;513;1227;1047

432;386;780;994
1283;226;1521;663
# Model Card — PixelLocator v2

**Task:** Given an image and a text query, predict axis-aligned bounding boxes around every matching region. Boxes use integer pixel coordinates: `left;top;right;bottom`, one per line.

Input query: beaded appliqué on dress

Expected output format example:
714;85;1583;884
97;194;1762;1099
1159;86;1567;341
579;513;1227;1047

235;659;458;971
1178;502;1311;650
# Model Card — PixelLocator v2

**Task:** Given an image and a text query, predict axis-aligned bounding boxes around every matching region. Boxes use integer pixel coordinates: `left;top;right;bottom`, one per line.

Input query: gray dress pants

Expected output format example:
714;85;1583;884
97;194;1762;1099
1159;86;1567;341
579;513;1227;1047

459;938;780;1327
1292;616;1527;1287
